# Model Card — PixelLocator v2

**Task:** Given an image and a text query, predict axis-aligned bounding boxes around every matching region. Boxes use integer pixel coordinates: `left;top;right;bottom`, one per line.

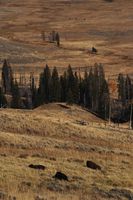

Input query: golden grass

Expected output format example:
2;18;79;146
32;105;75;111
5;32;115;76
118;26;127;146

0;0;132;77
0;103;133;199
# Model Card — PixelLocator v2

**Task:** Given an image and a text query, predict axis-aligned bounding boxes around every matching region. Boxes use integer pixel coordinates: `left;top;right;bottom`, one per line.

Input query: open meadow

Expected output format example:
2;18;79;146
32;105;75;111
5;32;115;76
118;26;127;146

0;0;132;76
0;104;133;199
0;0;133;199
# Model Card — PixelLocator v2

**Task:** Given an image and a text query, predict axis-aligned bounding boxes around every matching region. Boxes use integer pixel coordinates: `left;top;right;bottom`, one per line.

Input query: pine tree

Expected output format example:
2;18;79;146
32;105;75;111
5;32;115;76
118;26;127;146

44;64;51;102
73;72;79;103
60;71;67;102
50;67;61;102
0;87;7;108
38;72;45;105
66;66;79;104
98;80;109;119
30;75;38;108
38;64;51;104
67;88;74;105
11;80;21;109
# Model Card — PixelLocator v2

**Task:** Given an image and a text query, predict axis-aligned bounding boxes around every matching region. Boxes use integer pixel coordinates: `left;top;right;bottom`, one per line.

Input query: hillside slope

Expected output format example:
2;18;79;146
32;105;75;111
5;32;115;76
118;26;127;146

0;104;133;199
0;0;132;75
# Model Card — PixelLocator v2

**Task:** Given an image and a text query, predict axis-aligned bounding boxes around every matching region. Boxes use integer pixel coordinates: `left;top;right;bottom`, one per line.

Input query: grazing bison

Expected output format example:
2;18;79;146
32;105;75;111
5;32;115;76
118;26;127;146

86;161;101;170
92;47;98;54
29;164;45;170
53;172;68;181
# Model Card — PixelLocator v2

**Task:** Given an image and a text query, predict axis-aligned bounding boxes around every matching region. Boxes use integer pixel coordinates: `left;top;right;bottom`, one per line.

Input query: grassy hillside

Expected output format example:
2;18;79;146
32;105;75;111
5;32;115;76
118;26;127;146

0;103;133;199
0;0;132;76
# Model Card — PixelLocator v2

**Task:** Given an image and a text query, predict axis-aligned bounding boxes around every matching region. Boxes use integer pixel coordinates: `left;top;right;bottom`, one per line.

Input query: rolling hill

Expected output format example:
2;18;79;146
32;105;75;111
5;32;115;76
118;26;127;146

0;0;132;76
0;103;133;199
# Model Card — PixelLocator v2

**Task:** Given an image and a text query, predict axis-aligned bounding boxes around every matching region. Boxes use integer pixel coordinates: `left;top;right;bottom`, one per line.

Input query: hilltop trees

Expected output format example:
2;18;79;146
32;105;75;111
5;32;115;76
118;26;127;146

78;64;109;118
37;65;79;105
50;31;60;47
1;59;133;125
0;59;112;121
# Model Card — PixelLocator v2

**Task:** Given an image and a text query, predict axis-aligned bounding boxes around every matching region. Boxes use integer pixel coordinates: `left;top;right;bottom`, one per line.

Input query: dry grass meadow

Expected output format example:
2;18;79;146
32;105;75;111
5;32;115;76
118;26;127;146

0;0;133;199
0;0;132;76
0;103;133;199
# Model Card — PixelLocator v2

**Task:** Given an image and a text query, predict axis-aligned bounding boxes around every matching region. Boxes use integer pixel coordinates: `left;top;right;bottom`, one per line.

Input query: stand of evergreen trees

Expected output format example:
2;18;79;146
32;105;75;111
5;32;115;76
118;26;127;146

35;64;109;119
1;59;133;125
117;73;133;122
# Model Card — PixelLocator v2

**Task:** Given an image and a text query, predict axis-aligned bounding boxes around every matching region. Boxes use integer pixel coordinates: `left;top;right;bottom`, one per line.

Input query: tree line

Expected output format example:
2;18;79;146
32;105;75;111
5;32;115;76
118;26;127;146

0;59;133;125
25;63;110;119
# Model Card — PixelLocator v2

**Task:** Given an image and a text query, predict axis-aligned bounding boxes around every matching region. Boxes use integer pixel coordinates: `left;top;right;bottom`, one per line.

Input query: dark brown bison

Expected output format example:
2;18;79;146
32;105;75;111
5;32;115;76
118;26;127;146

53;172;68;181
86;161;101;170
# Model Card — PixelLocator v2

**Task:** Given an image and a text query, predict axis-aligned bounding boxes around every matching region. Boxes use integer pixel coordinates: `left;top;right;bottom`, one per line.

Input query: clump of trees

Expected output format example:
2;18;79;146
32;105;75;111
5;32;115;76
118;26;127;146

51;31;60;47
116;73;133;123
36;63;109;119
118;74;133;105
1;59;133;126
0;60;109;119
42;31;60;47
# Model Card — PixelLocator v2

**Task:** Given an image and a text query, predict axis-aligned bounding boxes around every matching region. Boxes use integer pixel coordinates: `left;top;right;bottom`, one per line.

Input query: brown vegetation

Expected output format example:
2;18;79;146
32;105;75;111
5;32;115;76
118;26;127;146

0;0;132;76
0;103;133;199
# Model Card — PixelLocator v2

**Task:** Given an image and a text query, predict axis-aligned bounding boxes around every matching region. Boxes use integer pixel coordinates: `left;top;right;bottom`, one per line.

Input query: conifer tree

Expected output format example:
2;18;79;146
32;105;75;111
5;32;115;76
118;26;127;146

50;67;61;102
11;80;21;109
67;66;79;104
98;80;109;119
38;64;51;104
0;87;7;108
67;88;74;105
60;71;67;102
73;72;79;103
38;72;45;105
30;75;38;107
